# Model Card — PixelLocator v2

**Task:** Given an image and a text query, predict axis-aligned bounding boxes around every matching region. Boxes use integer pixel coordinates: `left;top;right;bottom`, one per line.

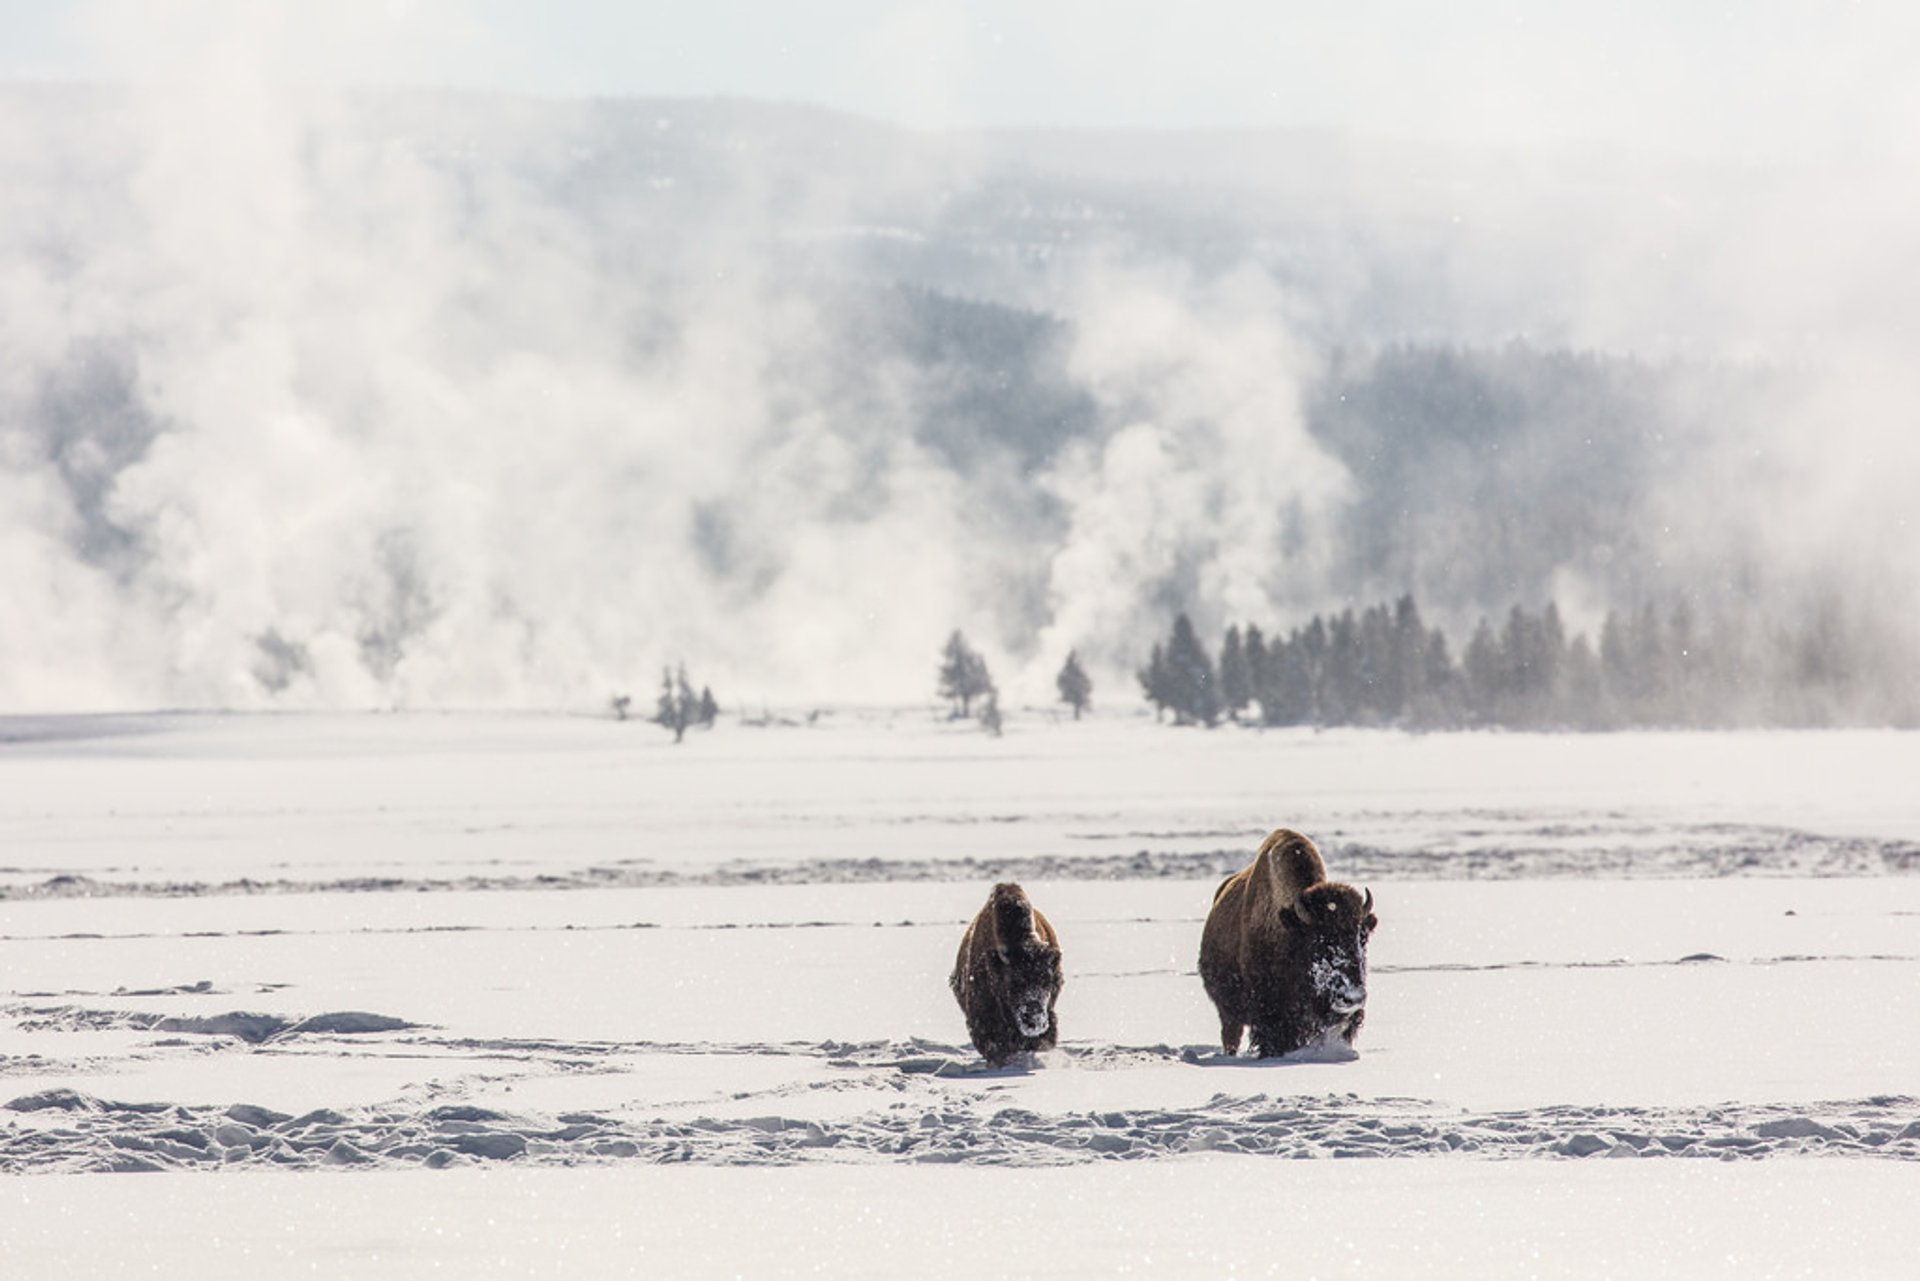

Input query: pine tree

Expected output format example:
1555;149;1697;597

1632;603;1669;723
1499;605;1549;725
1416;626;1460;727
1056;650;1093;719
1600;609;1634;719
1390;595;1428;721
1561;634;1606;728
1667;600;1698;725
1243;625;1268;708
1138;643;1171;721
1164;613;1220;726
1254;628;1304;725
1462;618;1501;724
1321;609;1362;724
1297;617;1330;724
1537;602;1568;725
1218;625;1251;722
697;686;719;728
1497;606;1530;724
655;665;698;743
1357;603;1394;723
937;631;994;718
979;689;1004;737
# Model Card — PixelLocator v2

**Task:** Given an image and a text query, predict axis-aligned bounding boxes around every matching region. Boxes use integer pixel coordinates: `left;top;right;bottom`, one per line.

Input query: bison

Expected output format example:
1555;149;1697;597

1199;828;1377;1057
950;882;1063;1065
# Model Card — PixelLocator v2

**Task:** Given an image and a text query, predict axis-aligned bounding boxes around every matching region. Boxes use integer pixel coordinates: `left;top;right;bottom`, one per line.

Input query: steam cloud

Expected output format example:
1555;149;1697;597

1;8;1914;715
0;62;1338;710
1033;261;1347;682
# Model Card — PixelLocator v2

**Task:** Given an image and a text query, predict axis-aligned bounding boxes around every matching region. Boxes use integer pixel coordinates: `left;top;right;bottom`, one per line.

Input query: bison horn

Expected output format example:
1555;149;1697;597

1362;888;1373;913
1291;898;1315;926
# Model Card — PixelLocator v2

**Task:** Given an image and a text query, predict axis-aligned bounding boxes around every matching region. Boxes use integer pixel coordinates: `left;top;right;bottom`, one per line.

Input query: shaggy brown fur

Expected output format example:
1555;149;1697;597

950;882;1063;1065
1198;828;1378;1057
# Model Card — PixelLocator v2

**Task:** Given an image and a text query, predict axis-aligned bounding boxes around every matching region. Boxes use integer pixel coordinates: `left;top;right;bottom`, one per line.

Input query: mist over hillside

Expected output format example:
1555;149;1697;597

0;86;1912;714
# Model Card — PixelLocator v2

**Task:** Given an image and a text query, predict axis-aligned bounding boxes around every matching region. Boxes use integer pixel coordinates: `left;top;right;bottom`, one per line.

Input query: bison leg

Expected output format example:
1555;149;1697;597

1220;1019;1244;1056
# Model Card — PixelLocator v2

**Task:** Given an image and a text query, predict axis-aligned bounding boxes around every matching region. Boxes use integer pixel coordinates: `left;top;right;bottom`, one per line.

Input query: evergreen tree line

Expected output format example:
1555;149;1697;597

1140;595;1918;730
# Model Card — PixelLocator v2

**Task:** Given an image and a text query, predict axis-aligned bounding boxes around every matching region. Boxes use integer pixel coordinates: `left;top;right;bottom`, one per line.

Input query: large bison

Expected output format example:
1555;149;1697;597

1199;828;1377;1057
950;882;1063;1064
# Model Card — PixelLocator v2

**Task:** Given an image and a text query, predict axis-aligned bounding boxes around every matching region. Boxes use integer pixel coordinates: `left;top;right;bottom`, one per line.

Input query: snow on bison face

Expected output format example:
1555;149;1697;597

990;937;1063;1038
1298;886;1377;1025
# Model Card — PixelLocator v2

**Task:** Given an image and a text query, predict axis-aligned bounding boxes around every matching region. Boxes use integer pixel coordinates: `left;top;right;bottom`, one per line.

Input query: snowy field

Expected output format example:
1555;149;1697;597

3;711;1918;1277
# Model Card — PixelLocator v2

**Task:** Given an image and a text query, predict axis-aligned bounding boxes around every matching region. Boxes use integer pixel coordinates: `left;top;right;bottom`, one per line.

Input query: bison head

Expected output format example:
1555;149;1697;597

1291;882;1377;1023
988;934;1063;1039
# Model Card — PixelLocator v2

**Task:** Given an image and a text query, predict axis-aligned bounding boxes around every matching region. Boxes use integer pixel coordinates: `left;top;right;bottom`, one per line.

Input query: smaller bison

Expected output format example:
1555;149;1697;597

1199;828;1377;1057
950;882;1063;1064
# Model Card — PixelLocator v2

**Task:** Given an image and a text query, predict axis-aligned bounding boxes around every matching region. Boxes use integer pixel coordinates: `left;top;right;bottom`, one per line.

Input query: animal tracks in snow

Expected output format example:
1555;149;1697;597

6;1019;1920;1172
6;1058;1919;1172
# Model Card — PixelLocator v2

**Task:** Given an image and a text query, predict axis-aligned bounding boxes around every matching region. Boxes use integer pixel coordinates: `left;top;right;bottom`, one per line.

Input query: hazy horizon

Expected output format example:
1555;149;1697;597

4;2;1917;160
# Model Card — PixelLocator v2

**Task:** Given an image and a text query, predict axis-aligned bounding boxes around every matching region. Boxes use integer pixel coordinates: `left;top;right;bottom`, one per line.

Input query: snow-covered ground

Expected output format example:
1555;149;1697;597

3;712;1918;1276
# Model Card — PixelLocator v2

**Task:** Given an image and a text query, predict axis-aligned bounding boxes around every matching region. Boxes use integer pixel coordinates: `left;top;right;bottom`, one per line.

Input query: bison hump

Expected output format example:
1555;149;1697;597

989;883;1038;943
1259;830;1327;908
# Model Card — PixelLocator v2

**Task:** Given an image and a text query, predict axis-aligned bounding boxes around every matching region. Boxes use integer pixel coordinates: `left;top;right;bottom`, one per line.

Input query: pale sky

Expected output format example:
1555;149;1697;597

1;1;1916;161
